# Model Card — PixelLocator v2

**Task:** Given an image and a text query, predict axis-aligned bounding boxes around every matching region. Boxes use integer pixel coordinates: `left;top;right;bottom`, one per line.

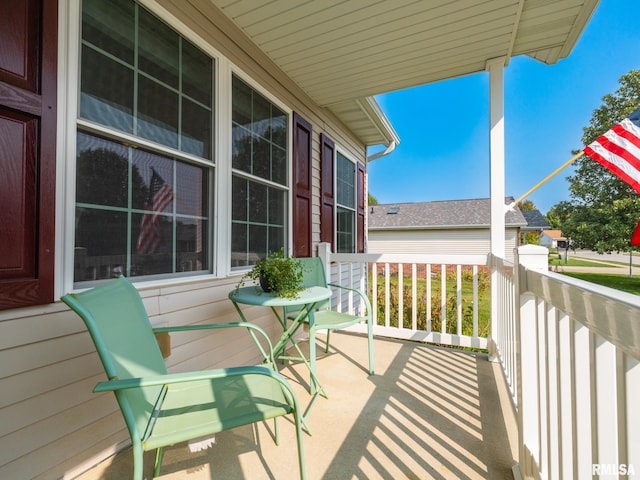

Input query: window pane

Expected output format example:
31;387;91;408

231;176;286;268
74;208;129;281
175;161;208;216
231;222;249;267
82;0;134;64
252;135;271;181
138;8;179;88
80;46;134;133
177;218;207;272
337;152;355;208
232;75;287;184
337;207;355;253
249;224;267;259
75;132;210;283
137;76;179;148
232;125;252;173
182;99;211;158
230;76;288;268
232;77;252;127
268;188;285;225
81;0;213;159
271;107;287;148
232;176;248;222
76;133;132;208
249;182;268;224
182;40;212;106
132;210;173;268
271;145;286;185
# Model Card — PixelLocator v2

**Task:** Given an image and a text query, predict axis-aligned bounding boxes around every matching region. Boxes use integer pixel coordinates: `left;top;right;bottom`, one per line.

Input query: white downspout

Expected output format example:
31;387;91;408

367;140;397;162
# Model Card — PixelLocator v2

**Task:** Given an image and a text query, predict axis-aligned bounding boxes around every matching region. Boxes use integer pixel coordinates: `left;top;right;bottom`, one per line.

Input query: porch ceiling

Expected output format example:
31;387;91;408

209;0;599;147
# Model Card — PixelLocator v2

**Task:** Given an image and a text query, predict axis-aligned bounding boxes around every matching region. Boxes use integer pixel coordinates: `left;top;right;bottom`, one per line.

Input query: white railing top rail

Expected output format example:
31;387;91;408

328;252;489;266
520;265;640;362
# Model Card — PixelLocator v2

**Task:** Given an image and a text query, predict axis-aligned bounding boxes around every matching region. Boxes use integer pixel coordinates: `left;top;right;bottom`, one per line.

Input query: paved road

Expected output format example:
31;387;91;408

571;249;640;265
553;249;639;275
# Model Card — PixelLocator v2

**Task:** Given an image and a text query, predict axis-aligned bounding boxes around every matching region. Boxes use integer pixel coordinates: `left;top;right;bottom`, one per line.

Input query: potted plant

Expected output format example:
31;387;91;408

235;248;305;299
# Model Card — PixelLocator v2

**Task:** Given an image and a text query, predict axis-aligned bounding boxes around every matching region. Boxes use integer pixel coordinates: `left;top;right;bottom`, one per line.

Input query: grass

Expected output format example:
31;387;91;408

548;256;610;267
562;272;640;295
370;269;491;338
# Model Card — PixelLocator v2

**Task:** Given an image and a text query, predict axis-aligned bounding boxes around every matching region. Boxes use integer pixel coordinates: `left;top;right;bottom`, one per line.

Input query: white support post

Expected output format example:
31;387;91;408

513;245;548;479
487;56;506;362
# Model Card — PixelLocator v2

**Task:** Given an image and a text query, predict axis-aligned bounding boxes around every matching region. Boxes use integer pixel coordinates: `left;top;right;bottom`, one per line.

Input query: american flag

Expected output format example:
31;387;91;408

583;107;640;193
582;107;640;244
136;169;174;254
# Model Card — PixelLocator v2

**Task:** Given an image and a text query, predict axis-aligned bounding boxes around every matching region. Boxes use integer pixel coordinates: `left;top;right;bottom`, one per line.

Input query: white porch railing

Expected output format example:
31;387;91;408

496;246;640;480
320;242;640;479
318;243;489;349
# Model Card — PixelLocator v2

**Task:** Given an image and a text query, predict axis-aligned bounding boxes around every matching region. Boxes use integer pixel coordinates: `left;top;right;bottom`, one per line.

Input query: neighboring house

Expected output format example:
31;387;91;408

520;209;551;244
0;1;597;478
540;229;569;249
368;198;527;261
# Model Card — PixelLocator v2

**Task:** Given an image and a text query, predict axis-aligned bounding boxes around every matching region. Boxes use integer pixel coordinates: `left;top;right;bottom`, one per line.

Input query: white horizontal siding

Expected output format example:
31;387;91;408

368;227;519;261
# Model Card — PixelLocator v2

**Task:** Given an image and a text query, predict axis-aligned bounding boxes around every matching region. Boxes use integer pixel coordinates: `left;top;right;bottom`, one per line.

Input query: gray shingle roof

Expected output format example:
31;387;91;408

521;210;551;230
368;198;527;230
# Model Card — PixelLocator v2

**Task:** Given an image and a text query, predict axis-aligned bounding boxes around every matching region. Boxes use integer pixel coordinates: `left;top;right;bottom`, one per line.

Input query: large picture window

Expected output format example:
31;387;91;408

76;0;212;284
336;152;356;253
231;76;288;267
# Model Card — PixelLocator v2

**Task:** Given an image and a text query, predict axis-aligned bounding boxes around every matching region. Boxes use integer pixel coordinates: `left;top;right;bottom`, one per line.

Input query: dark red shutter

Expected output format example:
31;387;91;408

320;134;335;251
357;162;366;253
0;0;57;309
292;112;312;257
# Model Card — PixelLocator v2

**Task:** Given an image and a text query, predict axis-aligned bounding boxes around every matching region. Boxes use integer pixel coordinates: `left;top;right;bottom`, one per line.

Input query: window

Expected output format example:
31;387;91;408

336;152;356;253
231;76;288;267
76;0;212;284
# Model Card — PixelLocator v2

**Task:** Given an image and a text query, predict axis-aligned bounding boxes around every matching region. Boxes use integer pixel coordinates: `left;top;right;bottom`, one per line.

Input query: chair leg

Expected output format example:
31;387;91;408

325;330;331;353
153;447;164;478
293;410;307;480
367;319;375;375
132;443;144;480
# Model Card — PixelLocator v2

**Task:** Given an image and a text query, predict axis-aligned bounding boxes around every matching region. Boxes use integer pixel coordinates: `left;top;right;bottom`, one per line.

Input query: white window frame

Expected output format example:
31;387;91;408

56;0;293;297
335;147;358;254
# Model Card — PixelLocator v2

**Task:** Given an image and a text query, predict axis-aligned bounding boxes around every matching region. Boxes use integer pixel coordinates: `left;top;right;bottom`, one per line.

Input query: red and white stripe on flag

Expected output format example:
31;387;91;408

583;107;640;193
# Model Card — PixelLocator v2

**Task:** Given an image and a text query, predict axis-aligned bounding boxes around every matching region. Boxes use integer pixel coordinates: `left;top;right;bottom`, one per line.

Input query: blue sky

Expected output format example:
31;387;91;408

370;1;640;214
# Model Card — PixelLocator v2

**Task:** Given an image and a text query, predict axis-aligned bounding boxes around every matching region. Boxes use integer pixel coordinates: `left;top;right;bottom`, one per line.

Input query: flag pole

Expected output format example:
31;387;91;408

506;150;584;211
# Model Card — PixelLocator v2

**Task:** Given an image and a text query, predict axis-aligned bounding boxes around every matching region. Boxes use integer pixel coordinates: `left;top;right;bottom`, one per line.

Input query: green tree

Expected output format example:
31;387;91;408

517;200;542;244
555;70;640;253
546;201;573;230
368;192;379;205
517;199;536;211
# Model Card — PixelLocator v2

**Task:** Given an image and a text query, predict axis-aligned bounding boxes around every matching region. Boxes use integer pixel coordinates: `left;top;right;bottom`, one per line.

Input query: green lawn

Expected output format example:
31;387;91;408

548;256;609;267
370;271;491;337
562;272;640;295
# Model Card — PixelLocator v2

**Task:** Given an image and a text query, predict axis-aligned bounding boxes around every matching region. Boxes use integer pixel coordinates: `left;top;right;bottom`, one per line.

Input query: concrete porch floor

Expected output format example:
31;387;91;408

76;332;518;480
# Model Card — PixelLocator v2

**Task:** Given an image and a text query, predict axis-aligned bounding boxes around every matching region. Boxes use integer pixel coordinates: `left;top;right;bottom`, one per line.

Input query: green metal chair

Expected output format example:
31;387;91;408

285;257;374;394
61;276;306;480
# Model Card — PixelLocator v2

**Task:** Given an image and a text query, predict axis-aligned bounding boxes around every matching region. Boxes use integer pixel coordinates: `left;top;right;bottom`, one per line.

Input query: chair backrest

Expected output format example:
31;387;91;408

297;257;328;289
61;276;167;442
283;257;330;313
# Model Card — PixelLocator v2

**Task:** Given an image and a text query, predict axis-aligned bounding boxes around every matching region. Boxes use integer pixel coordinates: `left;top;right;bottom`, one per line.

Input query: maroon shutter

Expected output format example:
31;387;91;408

320;134;335;251
0;0;57;309
357;162;366;253
292;112;312;257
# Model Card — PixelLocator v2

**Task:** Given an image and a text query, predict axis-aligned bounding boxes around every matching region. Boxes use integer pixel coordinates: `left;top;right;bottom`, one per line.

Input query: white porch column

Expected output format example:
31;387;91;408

487;56;506;257
486;57;506;361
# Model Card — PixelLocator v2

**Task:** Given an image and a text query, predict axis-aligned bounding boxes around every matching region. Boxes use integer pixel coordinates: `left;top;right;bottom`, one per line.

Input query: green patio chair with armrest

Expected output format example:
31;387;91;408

61;276;306;480
285;257;374;393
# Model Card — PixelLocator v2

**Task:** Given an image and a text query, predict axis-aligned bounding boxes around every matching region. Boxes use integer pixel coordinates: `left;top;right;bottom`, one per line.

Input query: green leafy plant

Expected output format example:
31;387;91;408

235;248;305;299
